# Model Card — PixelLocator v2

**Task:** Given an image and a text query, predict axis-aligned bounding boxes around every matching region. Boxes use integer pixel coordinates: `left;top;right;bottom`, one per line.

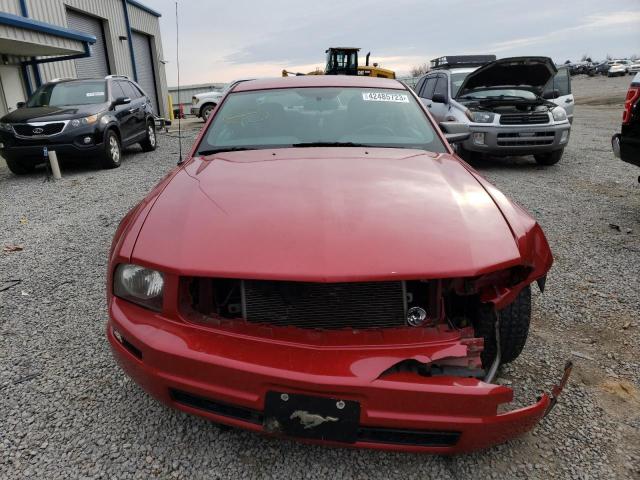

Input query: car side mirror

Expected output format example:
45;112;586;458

542;89;559;99
432;93;446;103
111;96;131;108
16;101;26;109
439;121;471;144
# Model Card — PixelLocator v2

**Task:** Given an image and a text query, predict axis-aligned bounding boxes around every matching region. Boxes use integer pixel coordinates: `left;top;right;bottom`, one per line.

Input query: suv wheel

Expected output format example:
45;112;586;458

6;158;36;175
474;285;532;368
534;148;563;166
101;130;122;169
140;121;157;152
200;104;215;122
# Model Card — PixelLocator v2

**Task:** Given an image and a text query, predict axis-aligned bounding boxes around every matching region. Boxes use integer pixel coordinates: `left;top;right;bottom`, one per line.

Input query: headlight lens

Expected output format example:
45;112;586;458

0;122;13;132
552;107;567;122
470;111;495;123
71;115;98;128
113;263;164;311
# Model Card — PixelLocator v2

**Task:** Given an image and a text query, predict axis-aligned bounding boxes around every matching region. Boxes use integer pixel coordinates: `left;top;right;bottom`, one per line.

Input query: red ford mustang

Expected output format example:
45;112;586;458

107;75;571;453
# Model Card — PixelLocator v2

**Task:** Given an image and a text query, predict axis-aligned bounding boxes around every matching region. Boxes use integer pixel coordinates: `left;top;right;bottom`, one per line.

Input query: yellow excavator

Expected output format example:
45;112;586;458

282;47;395;78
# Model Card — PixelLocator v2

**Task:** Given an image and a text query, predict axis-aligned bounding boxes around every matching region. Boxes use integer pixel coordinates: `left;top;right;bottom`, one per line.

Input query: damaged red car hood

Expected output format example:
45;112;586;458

131;147;523;280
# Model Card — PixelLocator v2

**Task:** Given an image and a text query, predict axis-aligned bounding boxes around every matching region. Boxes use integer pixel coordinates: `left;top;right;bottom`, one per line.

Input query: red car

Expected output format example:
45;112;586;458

107;76;571;454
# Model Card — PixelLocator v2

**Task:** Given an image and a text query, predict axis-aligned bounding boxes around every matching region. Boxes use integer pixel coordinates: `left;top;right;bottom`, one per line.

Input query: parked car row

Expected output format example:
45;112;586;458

565;59;639;77
0;75;157;175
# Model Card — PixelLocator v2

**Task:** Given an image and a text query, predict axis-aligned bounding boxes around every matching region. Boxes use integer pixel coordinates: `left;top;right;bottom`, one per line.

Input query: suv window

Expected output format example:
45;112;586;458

544;67;571;97
117;81;139;100
27;80;107;107
434;76;448;98
414;77;426;95
420;77;437;99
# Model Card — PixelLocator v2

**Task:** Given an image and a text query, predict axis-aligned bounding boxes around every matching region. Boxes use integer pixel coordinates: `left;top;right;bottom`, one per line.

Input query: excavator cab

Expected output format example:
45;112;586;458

325;48;359;76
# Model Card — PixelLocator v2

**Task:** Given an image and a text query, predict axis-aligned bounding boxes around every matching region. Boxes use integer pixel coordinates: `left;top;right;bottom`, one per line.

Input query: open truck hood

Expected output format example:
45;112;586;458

456;56;557;98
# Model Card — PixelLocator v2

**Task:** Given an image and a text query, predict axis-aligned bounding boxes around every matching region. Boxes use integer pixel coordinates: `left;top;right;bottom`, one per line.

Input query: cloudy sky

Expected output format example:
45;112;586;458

144;0;640;86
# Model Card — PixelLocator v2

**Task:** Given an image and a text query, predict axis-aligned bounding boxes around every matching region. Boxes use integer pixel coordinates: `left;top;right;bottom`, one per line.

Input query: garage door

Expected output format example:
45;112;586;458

66;10;110;79
131;32;159;115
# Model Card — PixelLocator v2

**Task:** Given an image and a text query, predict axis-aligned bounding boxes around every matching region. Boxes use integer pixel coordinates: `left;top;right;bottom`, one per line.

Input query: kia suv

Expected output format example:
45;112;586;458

0;76;157;175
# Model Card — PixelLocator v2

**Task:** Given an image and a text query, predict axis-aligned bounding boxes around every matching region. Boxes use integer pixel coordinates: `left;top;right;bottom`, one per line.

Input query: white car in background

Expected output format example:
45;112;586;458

191;79;253;121
629;61;640;74
608;60;630;77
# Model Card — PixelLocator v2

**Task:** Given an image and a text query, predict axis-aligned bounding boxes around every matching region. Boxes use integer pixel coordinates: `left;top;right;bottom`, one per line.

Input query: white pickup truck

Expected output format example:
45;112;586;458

190;79;252;121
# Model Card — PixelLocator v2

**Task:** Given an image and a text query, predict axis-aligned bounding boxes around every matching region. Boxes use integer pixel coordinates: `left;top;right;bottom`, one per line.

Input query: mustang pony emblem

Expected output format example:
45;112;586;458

290;410;338;429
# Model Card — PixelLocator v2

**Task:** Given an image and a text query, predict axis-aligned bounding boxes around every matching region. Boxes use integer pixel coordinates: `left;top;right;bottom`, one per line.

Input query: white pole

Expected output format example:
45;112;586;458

49;150;61;179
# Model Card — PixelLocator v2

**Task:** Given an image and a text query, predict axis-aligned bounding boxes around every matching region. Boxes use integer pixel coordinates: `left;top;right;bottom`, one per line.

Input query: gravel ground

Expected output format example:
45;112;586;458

1;74;639;479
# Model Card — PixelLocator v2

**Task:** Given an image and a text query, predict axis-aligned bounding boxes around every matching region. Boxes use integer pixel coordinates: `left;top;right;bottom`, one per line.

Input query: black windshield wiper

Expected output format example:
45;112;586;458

291;142;370;148
198;146;258;155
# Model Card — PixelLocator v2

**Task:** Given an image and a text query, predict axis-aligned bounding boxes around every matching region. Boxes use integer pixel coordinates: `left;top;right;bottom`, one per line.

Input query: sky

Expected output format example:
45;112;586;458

143;0;640;86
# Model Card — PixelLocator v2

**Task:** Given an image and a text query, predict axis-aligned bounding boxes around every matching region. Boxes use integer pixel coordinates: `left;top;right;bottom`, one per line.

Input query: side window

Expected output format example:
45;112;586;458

420;77;436;99
129;82;145;98
111;81;127;100
414;77;426;94
434;76;448;99
117;81;138;99
556;68;570;96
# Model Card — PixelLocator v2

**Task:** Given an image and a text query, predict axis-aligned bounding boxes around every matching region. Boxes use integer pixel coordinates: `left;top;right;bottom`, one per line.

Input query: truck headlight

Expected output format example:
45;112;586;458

470;111;495;123
113;263;164;311
552;107;567;122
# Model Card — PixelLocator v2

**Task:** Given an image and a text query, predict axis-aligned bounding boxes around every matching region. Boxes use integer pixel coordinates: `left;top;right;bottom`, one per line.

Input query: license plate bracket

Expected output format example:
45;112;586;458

264;391;360;443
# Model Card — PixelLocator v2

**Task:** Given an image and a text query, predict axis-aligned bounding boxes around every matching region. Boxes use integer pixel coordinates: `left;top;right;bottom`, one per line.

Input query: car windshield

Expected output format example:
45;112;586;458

197;87;446;154
450;72;472;97
459;89;538;100
27;81;107;107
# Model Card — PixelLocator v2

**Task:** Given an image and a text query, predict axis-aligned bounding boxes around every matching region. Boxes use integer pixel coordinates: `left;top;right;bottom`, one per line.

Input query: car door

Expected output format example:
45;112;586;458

546;67;574;123
418;75;437;116
111;81;136;142
428;75;449;122
119;81;147;141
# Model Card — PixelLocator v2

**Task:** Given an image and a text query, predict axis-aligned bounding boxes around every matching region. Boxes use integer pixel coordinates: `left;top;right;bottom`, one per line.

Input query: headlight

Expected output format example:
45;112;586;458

0;122;13;132
70;115;98;128
470;111;495;123
552;107;567;122
113;263;164;311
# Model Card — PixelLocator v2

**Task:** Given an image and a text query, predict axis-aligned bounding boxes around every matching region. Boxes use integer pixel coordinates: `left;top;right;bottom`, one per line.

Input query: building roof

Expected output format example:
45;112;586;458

0;11;96;43
233;75;406;92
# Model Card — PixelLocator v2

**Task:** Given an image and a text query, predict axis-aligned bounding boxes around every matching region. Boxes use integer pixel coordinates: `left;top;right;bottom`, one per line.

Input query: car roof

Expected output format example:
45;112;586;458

232;75;406;92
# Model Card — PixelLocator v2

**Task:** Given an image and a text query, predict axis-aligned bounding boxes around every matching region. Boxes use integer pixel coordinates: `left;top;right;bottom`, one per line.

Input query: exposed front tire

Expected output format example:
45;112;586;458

534;148;564;166
139;121;157;152
101;130;122;169
475;285;532;368
5;157;36;175
200;103;215;122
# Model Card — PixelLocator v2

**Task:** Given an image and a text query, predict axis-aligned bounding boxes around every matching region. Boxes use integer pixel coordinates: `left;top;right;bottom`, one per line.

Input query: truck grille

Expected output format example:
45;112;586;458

13;122;66;137
499;113;549;125
497;131;555;146
243;280;406;329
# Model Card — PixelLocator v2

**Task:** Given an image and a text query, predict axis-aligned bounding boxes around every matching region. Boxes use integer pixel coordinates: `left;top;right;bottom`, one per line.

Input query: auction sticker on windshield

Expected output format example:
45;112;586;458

362;92;409;103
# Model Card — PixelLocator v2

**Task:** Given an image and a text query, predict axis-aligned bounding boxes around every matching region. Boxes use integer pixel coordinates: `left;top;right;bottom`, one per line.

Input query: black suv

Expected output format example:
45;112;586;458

0;76;156;175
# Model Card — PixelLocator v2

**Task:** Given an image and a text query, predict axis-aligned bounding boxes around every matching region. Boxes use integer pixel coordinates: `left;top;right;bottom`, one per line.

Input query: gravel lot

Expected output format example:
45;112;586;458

1;74;638;479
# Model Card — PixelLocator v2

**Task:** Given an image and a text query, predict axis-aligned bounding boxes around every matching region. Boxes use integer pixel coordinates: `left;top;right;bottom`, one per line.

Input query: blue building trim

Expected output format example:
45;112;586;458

126;0;162;18
18;0;28;16
0;12;97;43
121;0;138;81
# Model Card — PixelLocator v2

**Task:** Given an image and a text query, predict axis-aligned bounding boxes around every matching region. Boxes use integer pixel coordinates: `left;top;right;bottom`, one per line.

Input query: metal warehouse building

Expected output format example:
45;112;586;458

0;0;168;118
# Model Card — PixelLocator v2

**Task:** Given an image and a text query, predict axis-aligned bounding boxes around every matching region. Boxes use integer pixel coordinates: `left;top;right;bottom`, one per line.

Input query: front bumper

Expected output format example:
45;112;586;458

462;122;571;156
107;298;570;454
190;107;200;116
0;128;102;165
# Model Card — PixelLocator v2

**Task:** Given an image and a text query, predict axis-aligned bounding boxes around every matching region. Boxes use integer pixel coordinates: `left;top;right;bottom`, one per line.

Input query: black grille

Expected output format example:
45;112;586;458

496;131;555;146
499;113;549;125
170;388;461;447
243;280;406;329
13;122;66;136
